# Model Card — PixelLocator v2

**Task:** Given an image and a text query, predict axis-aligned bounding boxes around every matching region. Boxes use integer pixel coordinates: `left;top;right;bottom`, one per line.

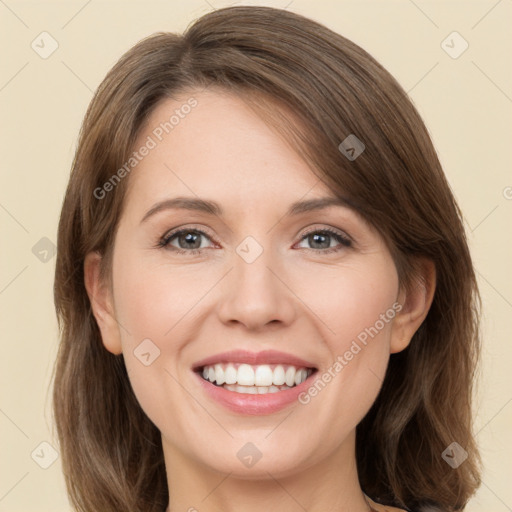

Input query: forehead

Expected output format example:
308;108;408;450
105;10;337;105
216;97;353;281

123;89;333;212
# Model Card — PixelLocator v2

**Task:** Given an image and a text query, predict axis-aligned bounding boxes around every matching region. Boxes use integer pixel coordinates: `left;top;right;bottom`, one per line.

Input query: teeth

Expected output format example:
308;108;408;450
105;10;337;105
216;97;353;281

273;365;286;385
237;364;255;385
200;363;313;389
285;366;296;387
224;364;237;385
214;364;225;385
223;383;292;394
294;368;308;386
255;365;273;386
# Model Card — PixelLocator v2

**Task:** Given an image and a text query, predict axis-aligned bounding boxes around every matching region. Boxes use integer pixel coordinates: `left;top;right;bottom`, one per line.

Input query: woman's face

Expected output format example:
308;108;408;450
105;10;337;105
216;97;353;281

96;89;408;478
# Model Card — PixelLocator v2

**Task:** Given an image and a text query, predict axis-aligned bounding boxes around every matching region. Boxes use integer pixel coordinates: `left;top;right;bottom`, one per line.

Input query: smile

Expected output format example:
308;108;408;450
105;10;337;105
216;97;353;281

192;349;319;414
199;363;314;394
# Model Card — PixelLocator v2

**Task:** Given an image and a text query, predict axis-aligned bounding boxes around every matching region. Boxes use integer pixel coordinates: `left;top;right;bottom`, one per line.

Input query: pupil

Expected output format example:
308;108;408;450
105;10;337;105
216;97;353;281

311;233;329;249
181;232;200;249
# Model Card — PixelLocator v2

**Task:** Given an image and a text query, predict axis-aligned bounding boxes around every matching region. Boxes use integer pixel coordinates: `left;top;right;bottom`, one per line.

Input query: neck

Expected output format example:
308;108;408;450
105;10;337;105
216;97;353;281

162;429;372;512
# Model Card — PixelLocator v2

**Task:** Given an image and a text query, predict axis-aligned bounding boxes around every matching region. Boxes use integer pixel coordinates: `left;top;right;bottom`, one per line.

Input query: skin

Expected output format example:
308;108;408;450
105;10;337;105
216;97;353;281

85;89;436;512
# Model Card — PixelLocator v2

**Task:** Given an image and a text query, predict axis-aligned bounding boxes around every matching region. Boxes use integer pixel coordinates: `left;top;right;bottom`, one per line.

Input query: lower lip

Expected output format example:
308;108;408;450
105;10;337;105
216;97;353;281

193;370;317;415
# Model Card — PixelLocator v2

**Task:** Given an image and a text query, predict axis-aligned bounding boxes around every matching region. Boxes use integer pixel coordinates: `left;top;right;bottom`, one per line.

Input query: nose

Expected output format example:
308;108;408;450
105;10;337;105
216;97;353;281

217;241;297;331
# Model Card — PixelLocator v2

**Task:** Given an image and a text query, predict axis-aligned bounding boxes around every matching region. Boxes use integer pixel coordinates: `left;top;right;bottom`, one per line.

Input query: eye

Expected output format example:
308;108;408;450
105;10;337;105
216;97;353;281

295;227;352;254
157;227;215;255
156;225;352;256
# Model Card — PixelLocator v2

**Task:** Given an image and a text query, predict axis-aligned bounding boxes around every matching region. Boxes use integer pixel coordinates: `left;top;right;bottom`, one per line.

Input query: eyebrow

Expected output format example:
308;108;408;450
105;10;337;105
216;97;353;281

140;195;359;224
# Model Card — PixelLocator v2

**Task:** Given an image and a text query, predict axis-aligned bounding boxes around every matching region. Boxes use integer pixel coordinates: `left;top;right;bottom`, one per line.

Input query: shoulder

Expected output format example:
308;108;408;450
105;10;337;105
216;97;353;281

367;497;445;512
366;496;410;512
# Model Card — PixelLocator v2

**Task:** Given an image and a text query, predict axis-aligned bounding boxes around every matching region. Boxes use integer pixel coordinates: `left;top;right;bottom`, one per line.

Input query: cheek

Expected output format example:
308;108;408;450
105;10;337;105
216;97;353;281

110;261;191;433
332;266;398;378
112;257;202;343
293;259;398;425
293;259;399;350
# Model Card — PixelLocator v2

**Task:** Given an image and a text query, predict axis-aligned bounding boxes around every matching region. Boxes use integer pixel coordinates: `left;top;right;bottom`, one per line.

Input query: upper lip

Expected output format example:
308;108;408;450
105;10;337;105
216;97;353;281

192;349;317;370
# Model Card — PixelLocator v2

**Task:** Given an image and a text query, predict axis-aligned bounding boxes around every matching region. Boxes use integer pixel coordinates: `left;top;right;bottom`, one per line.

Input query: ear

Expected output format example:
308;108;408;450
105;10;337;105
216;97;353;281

390;258;436;354
84;251;123;355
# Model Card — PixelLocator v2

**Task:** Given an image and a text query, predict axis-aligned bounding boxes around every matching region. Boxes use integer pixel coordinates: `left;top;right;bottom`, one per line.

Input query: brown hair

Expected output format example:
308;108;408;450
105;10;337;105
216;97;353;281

52;5;481;512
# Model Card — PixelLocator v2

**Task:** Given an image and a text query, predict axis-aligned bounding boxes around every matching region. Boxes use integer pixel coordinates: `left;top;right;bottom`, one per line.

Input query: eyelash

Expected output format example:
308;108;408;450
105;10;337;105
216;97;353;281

156;225;352;256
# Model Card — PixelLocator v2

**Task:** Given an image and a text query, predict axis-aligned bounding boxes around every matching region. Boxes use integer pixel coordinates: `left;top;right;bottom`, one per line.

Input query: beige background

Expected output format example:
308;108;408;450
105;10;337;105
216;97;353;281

1;0;511;510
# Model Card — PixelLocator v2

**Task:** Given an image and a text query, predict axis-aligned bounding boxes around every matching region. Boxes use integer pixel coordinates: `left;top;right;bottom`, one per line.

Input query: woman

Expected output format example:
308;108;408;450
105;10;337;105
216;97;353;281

52;5;481;512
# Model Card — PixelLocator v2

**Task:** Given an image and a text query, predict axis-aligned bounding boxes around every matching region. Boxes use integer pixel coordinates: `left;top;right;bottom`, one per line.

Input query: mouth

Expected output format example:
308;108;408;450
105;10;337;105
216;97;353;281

191;349;319;414
194;362;318;394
